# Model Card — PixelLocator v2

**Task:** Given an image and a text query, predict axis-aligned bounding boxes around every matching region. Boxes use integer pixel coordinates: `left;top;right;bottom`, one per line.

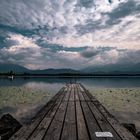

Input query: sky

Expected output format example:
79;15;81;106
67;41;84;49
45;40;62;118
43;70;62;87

0;0;140;70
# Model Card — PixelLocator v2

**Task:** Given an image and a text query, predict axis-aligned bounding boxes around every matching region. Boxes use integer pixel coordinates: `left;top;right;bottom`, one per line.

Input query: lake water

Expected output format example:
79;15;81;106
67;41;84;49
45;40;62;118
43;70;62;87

0;77;140;129
1;77;140;88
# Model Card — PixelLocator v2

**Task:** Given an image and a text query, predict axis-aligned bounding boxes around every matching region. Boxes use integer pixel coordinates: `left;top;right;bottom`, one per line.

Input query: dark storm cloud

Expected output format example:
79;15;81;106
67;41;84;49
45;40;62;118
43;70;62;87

118;49;140;64
75;0;140;36
76;47;140;70
76;0;95;8
0;33;19;49
0;23;52;38
0;0;140;69
0;0;139;42
75;19;102;35
109;0;140;18
104;0;140;26
36;38;88;53
1;40;140;69
108;0;112;4
0;0;50;29
80;47;115;58
80;50;99;58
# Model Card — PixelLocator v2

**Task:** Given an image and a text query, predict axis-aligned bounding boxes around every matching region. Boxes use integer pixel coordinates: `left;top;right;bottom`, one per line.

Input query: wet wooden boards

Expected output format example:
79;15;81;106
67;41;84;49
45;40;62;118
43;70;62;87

10;84;137;140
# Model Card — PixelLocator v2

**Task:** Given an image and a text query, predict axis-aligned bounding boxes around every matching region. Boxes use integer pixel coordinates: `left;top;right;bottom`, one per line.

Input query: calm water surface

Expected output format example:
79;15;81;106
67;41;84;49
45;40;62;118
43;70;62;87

0;77;140;129
1;77;140;88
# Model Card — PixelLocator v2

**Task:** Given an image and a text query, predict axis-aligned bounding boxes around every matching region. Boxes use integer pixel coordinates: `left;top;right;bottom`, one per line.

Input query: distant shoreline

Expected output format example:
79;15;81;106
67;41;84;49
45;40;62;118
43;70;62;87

1;74;140;78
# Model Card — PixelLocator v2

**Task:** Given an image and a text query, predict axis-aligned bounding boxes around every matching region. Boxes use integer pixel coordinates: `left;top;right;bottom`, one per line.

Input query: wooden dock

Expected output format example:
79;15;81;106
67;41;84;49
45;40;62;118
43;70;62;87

10;84;137;140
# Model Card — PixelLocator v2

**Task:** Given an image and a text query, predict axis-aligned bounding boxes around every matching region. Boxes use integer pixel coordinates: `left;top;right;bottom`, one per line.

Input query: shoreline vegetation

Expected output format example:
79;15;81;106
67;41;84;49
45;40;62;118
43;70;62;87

0;69;140;77
1;73;140;77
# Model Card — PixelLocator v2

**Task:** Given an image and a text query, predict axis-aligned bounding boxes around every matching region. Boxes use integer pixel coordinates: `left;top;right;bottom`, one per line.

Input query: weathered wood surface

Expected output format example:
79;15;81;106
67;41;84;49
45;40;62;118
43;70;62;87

10;84;137;140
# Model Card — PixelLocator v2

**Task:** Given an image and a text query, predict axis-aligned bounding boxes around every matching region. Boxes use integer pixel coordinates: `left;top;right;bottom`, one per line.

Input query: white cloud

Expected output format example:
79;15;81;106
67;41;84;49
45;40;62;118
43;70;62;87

0;0;140;69
0;0;140;49
5;34;40;52
1;35;140;69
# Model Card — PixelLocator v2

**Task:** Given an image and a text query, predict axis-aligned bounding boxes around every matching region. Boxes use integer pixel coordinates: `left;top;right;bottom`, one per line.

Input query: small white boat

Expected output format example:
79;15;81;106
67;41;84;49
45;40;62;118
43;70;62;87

8;75;14;79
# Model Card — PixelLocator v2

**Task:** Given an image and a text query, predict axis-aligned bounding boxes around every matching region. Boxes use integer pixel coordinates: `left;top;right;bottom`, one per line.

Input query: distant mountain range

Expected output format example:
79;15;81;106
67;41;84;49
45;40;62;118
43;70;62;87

82;63;140;74
31;68;80;74
0;63;29;73
0;63;80;74
0;63;140;74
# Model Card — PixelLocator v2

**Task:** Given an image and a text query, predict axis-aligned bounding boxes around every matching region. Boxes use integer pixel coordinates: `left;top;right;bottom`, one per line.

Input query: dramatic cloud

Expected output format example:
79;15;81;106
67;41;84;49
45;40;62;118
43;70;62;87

0;0;140;69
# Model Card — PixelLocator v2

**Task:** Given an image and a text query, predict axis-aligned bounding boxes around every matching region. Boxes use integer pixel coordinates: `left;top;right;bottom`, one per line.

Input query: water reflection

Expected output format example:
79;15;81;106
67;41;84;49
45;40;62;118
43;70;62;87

0;77;140;127
1;77;140;87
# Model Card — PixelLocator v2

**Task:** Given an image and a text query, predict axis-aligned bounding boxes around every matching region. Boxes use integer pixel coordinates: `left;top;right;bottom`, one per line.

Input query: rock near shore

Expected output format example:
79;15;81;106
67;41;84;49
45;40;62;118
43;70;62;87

0;114;22;140
122;123;140;140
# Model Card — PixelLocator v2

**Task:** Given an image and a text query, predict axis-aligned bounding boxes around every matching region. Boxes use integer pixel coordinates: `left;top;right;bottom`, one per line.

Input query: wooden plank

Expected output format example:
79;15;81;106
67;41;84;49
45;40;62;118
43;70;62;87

43;88;71;140
63;85;71;102
91;100;137;140
61;101;77;140
79;84;121;139
53;87;67;101
75;85;90;140
78;86;90;101
10;83;137;140
77;85;105;140
28;88;67;140
78;84;91;101
75;87;79;101
80;101;105;140
42;102;67;140
81;91;122;140
77;85;85;101
69;87;75;101
10;87;66;140
80;84;137;140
